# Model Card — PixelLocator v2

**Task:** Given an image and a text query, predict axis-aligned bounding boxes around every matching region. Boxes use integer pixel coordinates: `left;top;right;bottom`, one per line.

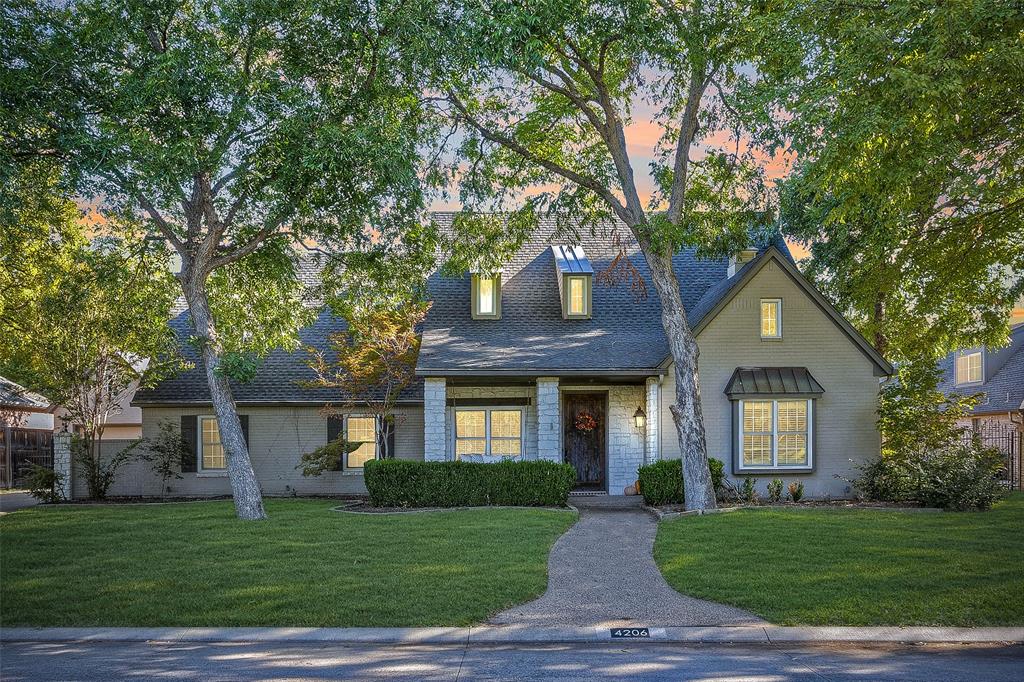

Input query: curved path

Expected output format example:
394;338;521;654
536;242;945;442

491;496;764;627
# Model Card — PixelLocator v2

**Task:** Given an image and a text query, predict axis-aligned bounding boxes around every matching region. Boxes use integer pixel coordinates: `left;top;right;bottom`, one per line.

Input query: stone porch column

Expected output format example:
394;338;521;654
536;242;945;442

536;377;560;461
53;431;73;500
645;377;660;465
423;377;447;461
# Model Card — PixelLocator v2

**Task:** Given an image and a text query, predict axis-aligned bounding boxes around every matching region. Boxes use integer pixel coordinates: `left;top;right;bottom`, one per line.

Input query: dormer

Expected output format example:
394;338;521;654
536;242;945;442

470;269;501;320
551;245;593;319
727;248;759;277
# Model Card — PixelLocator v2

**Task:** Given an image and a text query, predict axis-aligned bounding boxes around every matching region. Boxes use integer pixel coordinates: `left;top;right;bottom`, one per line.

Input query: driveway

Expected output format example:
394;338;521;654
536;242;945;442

0;492;38;514
490;495;763;627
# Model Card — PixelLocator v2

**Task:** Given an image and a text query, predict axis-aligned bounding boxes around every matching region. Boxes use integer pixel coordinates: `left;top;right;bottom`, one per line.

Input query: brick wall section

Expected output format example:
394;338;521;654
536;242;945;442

536;377;560;461
73;404;425;498
645;377;660;465
423;377;447;461
658;259;882;498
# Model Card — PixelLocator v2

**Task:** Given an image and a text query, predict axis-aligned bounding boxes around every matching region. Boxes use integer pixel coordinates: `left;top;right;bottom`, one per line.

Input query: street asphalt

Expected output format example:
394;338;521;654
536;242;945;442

2;640;1023;681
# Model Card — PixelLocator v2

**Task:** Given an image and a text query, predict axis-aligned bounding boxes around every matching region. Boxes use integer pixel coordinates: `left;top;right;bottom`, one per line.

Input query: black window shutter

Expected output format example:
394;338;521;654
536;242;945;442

180;415;198;472
383;418;396;460
327;415;344;471
239;414;250;448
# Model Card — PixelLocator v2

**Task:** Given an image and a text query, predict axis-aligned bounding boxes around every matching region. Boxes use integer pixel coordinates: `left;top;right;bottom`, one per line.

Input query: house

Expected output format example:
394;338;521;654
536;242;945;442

98;215;892;499
0;377;53;431
937;322;1024;426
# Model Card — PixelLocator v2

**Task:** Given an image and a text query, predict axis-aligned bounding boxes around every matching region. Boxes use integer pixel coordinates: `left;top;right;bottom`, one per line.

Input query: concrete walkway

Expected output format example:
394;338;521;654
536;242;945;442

490;495;764;627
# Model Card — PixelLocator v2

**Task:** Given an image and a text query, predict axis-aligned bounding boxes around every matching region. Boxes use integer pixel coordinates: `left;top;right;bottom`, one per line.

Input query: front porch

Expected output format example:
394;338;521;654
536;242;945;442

422;376;662;495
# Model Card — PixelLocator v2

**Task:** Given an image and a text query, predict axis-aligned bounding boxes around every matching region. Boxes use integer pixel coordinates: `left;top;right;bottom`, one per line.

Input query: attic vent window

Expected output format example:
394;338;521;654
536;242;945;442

471;272;501;319
552;245;593;319
728;248;760;277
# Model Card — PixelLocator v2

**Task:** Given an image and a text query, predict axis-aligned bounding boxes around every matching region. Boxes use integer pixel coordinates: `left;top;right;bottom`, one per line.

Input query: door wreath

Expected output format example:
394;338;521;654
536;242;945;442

574;411;598;432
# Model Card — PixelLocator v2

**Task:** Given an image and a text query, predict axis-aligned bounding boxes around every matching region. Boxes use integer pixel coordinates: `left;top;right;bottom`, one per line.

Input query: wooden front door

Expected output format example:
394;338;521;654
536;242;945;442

563;393;606;489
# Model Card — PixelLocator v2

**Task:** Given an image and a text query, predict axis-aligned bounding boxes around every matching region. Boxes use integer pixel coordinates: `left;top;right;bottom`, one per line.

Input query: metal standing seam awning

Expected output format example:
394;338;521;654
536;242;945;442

724;367;825;398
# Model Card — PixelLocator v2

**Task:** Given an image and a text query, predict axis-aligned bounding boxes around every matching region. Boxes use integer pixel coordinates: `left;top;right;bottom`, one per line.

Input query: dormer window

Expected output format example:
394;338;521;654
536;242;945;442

552;246;593;319
472;273;501;319
728;248;759;277
955;350;982;385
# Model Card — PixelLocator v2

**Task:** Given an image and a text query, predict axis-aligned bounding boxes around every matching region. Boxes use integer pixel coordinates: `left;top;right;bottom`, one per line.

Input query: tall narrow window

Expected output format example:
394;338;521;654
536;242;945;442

955;351;982;384
566;275;589;317
345;416;377;469
199;416;225;471
760;298;782;338
472;274;500;319
739;399;811;470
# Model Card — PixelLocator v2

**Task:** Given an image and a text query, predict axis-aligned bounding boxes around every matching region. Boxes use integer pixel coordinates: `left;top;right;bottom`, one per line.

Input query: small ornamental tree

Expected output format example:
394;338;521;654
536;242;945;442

5;0;440;518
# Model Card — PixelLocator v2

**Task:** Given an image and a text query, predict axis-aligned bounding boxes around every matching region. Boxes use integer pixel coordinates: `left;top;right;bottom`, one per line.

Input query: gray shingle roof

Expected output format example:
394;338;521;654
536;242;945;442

937;324;1024;414
417;215;790;375
0;376;50;409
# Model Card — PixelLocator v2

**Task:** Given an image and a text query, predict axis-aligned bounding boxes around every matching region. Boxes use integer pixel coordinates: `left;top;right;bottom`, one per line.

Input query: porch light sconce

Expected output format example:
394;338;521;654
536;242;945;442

633;406;646;430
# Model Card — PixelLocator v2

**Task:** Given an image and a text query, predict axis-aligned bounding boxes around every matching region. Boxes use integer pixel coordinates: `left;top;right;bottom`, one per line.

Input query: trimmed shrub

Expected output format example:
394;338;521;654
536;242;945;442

767;478;784;503
363;459;576;508
636;458;725;506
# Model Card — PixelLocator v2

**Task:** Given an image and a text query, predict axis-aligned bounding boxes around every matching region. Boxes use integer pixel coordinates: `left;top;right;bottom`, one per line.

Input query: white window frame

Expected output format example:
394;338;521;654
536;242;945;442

197;414;227;474
760;298;782;338
344;414;378;471
955;351;983;385
453;406;525;459
566;275;589;317
472;274;501;319
736;399;813;471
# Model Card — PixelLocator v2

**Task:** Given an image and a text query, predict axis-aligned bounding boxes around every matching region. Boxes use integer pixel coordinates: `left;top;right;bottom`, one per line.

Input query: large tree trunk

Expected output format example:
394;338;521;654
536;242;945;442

181;274;267;521
645;246;717;511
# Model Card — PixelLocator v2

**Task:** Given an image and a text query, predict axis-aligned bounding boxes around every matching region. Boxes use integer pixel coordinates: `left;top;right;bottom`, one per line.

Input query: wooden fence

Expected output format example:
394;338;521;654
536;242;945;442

1;427;54;488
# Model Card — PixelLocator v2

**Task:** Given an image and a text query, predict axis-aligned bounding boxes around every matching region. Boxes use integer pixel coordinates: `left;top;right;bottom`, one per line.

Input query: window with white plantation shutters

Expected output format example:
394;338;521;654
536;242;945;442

740;399;811;469
454;408;523;458
955;351;982;385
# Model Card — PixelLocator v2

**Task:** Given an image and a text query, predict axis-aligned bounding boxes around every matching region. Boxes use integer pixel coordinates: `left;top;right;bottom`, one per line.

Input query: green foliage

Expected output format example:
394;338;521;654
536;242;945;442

787;481;804;503
140;420;188;493
74;437;144;501
766;478;783;504
22;463;64;504
749;0;1024;362
738;477;758;505
297;437;357;477
364;459;577;508
636;458;725;506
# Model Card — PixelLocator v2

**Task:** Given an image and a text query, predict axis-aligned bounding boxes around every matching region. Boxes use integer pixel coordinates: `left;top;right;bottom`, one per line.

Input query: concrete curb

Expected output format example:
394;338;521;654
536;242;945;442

3;625;1022;645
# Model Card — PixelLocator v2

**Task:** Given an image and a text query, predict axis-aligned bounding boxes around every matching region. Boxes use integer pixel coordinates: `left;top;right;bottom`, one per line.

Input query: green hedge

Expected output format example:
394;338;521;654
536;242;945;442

364;459;577;508
637;458;724;506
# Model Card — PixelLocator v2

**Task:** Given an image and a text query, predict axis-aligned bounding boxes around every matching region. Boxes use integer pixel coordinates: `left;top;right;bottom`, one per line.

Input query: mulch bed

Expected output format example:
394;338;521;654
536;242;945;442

653;499;930;513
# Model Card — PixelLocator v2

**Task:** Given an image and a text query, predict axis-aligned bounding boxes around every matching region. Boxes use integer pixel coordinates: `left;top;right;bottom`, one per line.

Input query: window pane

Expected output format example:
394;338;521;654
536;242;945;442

478;277;494;314
761;300;779;336
490;439;522;457
456;410;485;438
347;416;376;443
568;276;586;315
455;438;486;457
777;401;807;432
347;441;376;468
743;434;772;466
777;434;808;465
743;401;772;433
490;410;521;438
201;417;225;469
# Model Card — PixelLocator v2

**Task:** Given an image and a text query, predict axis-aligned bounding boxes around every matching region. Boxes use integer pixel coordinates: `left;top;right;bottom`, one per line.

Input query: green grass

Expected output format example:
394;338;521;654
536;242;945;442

0;499;575;627
654;493;1024;626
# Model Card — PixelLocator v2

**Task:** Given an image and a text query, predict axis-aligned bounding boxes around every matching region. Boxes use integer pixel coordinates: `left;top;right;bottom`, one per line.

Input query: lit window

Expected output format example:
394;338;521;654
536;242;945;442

760;298;782;338
955;351;982;384
200;416;225;470
739;400;810;469
455;408;522;458
345;416;377;469
473;274;500;318
567;276;588;316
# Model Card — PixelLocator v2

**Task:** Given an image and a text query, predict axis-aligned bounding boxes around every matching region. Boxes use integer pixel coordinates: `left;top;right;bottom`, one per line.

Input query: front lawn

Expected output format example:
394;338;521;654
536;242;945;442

0;499;575;627
654;493;1024;626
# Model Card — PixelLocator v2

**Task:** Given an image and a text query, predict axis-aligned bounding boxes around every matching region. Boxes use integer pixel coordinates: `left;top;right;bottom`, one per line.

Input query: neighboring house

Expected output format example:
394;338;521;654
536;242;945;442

0;377;54;431
937;322;1024;426
98;215;892;500
52;384;144;440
